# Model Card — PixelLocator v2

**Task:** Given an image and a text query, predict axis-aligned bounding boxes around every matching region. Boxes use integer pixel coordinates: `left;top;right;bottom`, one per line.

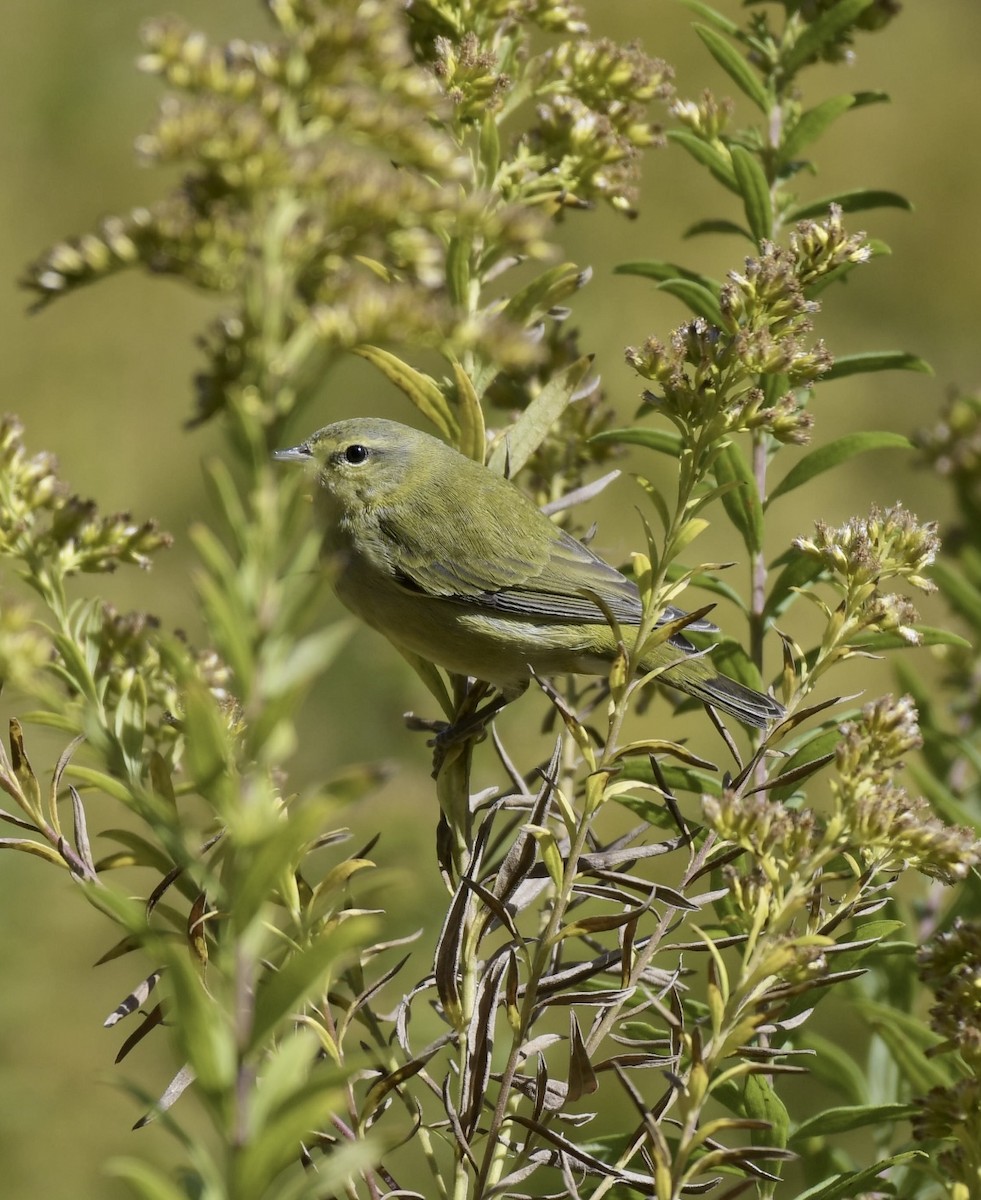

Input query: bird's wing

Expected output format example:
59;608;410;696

387;514;717;632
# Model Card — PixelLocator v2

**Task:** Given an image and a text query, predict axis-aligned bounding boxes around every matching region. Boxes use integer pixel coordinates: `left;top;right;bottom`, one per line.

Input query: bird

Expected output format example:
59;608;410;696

274;417;784;730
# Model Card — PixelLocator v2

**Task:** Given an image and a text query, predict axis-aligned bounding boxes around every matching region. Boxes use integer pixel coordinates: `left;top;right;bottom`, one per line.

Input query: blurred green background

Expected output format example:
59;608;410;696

2;2;980;1196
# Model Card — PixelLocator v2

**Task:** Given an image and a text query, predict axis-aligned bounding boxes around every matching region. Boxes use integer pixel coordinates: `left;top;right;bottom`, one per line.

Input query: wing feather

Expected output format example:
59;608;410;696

385;498;717;632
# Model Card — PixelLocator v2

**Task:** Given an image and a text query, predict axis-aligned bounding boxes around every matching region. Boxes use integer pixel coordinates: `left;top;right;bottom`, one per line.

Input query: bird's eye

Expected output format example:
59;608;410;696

343;444;369;465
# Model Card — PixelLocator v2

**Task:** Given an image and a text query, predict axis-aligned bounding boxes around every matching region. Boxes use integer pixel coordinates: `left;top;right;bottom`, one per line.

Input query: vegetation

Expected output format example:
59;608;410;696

4;1;980;1197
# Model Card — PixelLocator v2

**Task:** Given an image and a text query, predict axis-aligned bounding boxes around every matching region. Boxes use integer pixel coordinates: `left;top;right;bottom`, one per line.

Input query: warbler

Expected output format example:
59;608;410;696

275;418;783;729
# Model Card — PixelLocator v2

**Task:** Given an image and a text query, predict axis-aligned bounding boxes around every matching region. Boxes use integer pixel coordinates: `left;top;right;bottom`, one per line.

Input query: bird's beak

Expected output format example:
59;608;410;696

273;443;312;463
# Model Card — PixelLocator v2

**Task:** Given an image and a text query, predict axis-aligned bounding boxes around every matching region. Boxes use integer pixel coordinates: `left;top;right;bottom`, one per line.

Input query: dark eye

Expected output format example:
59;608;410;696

343;444;369;465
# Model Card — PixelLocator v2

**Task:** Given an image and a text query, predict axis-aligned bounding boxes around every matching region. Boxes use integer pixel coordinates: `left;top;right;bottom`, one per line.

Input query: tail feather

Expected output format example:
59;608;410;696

662;659;785;729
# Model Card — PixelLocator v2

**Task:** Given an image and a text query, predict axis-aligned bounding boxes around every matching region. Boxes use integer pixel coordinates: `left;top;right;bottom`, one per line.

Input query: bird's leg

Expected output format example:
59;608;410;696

405;680;522;778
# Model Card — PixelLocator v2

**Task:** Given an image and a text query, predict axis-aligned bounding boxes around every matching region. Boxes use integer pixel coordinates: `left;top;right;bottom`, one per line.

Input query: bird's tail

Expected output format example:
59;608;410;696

660;656;785;730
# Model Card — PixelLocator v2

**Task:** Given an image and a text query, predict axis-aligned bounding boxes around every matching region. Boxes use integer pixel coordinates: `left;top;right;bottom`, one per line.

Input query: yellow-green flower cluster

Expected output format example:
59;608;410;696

670;90;734;141
832;696;980;882
95;607;240;756
919;918;981;1066
913;1079;981;1187
915;391;981;521
519;38;673;214
0;599;51;698
703;790;817;880
0;415;172;580
752;1;901;71
432;32;510;121
794;503;938;645
914;920;981;1184
22;0;553;429
625;211;868;445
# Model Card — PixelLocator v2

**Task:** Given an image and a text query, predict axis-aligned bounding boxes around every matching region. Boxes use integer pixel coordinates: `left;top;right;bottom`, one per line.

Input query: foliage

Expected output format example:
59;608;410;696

4;2;980;1199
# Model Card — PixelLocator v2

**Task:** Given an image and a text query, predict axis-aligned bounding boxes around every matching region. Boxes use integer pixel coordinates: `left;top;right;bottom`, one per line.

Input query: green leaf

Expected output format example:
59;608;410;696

232;800;337;931
713;442;763;554
665;561;746;611
657;277;725;327
590;427;683;457
666;128;738;191
354;346;458;443
768;726;841;802
678;0;739;35
850;626;970;651
791;1099;911;1142
114;673;148;785
66;765;137;803
486;356;593;477
768;432;912;502
797;1031;867;1106
614;259;720;288
260;623;352;701
788;188;913;220
909;761;979;829
730;145;773;242
763;552;826;620
824;351;931;381
694;25;770;113
0;837;67;866
930;559;981;629
743;1073;789;1150
852;999;950;1093
787;1151;926;1200
106;1159;189;1200
182;682;236;812
97;829;172;874
683;218;753;241
449;358;486;461
783;0;877;76
249;920;370;1052
501;261;589;327
783;95;857;160
164;953;237;1093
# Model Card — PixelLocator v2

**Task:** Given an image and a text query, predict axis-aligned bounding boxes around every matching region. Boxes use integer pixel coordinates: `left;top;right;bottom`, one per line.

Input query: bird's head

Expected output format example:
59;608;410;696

274;418;436;513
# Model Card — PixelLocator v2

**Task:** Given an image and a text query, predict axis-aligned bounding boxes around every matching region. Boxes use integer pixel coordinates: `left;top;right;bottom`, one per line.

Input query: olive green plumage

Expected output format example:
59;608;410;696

276;418;783;729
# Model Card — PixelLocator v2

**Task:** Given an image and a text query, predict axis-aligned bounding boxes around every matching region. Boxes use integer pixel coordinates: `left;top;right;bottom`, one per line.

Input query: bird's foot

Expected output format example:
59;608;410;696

404;693;511;777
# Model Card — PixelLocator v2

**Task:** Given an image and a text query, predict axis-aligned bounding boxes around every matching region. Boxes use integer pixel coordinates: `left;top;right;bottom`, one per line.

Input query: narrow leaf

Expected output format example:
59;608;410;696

657;277;725;327
666;128;738;191
487;356;593;477
591;427;683;458
850;626;969;650
788;1151;925;1200
694;25;770;113
0;837;66;866
502;261;590;326
823;351;931;381
449;360;485;461
782;95;858;160
788;188;913;220
353;346;458;442
791;1101;920;1144
763;552;827;620
684;218;753;241
679;0;739;35
930;559;981;627
614;259;720;288
106;1159;189;1200
713;442;763;554
783;0;877;76
250;923;367;1052
768;432;911;502
730;145;773;242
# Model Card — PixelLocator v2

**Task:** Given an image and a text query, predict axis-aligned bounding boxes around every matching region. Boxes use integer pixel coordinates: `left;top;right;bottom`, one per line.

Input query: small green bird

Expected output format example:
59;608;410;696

275;418;783;729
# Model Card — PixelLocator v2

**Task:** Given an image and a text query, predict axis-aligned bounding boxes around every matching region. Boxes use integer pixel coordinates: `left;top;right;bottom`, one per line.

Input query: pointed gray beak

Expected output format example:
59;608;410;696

273;443;312;463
